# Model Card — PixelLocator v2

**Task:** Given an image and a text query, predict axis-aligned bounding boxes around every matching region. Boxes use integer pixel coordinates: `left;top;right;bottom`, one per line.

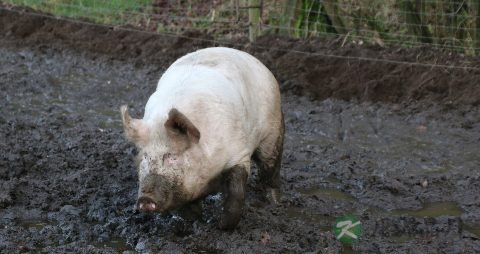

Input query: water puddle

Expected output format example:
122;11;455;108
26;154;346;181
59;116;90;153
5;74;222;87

18;219;53;230
389;234;414;243
190;243;223;254
92;107;123;130
390;202;462;217
94;237;134;252
326;175;342;184
340;243;357;254
285;207;332;231
463;223;480;237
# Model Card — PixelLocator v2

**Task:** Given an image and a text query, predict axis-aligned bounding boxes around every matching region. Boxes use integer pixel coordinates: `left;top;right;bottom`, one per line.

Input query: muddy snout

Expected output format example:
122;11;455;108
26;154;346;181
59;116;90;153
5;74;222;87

136;196;158;212
136;174;174;212
136;176;160;212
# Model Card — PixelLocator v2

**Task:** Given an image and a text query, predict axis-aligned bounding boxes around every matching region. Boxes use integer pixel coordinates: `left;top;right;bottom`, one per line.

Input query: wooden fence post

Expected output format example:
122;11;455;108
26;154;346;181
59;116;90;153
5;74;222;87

248;0;261;41
278;0;297;36
476;0;480;54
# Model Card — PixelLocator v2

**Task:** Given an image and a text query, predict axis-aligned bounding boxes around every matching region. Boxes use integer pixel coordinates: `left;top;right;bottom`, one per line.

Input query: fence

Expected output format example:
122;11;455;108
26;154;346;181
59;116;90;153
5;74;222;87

2;0;480;63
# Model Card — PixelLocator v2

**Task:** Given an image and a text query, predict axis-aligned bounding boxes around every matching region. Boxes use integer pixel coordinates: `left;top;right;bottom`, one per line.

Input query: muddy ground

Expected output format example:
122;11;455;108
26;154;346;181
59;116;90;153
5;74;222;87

1;8;480;254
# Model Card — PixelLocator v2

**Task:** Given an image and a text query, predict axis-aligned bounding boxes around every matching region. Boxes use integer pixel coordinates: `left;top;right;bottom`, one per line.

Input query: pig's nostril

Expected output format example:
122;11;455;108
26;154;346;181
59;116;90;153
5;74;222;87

137;196;158;212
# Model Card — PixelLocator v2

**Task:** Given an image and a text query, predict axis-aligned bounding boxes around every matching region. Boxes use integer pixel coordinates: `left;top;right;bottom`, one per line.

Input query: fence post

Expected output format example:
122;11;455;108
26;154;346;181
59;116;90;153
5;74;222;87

476;0;480;54
279;0;297;36
248;0;261;42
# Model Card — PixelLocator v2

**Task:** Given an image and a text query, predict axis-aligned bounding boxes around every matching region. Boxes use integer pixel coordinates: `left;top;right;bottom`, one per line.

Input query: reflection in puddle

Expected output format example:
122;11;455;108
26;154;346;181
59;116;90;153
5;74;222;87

391;202;462;217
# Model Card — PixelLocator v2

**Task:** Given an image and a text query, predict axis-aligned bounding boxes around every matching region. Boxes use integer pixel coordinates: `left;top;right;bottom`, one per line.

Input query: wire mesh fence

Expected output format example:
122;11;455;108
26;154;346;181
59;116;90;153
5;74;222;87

2;0;480;61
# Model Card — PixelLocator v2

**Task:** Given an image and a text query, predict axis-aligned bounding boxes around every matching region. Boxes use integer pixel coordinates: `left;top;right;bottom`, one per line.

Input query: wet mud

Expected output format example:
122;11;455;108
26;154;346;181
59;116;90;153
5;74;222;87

1;8;480;254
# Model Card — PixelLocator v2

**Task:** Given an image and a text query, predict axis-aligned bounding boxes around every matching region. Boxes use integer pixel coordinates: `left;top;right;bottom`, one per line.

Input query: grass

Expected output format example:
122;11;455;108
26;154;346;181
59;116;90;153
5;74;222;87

4;0;153;25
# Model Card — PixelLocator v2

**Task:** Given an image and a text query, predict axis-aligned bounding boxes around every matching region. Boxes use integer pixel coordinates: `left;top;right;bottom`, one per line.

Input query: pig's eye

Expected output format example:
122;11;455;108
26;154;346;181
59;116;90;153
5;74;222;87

162;153;178;167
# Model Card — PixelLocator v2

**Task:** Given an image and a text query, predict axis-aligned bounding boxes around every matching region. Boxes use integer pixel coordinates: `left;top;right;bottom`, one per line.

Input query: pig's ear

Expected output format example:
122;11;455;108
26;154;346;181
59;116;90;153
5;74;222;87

120;105;148;145
164;108;200;152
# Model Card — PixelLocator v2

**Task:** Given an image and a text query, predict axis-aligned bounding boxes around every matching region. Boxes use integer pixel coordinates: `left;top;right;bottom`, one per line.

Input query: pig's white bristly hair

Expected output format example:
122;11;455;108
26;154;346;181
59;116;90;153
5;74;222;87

139;47;282;198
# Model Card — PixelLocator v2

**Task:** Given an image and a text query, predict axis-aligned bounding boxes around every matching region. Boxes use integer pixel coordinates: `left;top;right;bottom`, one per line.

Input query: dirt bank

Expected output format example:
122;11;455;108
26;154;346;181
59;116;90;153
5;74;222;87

1;7;480;106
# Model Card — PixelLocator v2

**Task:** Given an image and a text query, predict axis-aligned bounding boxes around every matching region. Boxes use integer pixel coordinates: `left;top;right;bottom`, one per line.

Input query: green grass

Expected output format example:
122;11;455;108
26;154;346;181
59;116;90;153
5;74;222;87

4;0;153;25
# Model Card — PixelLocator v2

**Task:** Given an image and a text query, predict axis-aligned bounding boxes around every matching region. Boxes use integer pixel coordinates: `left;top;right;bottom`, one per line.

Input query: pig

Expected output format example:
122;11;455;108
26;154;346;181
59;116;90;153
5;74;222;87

120;47;284;229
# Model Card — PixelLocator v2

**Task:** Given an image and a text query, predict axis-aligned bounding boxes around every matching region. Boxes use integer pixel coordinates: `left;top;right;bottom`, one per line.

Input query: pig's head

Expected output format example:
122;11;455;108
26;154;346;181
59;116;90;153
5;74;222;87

120;105;203;213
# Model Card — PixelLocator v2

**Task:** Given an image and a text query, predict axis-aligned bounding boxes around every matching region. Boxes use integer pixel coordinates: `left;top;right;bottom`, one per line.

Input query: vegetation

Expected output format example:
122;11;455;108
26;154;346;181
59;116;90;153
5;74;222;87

267;0;479;54
3;0;153;25
3;0;479;54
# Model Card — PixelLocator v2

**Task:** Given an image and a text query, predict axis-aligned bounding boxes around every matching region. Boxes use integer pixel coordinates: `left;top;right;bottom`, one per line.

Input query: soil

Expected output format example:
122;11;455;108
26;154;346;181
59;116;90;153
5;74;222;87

1;7;480;254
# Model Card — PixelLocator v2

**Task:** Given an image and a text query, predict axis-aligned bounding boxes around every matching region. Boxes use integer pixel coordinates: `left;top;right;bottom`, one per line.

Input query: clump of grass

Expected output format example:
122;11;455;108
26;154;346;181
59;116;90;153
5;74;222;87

4;0;153;25
279;0;478;54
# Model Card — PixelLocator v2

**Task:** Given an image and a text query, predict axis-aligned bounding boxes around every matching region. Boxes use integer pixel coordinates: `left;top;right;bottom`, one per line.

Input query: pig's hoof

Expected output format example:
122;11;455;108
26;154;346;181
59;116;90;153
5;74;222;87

266;188;281;204
218;215;240;230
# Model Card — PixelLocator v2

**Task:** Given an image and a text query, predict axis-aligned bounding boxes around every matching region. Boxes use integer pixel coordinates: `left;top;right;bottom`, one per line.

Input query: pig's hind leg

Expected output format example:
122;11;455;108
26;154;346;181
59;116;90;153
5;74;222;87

218;162;249;230
253;119;285;204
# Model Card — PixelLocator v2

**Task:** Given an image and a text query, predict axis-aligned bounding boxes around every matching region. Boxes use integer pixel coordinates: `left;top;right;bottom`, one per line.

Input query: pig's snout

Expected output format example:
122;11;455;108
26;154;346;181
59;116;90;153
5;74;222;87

137;196;158;212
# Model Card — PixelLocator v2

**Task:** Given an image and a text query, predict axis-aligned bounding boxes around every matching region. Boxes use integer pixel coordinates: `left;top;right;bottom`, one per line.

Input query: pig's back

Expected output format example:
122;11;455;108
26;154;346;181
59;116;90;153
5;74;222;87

144;47;281;167
168;47;279;103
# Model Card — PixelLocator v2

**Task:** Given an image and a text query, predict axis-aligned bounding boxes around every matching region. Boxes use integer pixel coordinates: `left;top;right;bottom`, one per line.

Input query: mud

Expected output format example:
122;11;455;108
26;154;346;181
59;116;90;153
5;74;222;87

1;8;480;254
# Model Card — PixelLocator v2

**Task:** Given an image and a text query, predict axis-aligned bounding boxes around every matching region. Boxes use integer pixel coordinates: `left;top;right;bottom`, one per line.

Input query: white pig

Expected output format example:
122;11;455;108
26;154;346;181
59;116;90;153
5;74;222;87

121;47;284;229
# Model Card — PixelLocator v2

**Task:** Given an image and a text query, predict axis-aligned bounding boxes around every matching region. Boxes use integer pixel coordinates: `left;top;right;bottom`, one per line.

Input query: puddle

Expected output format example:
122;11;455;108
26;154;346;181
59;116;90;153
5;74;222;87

297;187;354;201
285;207;332;231
98;120;122;130
300;136;337;146
340;243;358;254
190;243;223;254
89;107;122;130
94;237;134;252
463;223;480;237
326;175;342;184
390;202;462;217
390;234;416;243
389;233;439;244
18;219;52;230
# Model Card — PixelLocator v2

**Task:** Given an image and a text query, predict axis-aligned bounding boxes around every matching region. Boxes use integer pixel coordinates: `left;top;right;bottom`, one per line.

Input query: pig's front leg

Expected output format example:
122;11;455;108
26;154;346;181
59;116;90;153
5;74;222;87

218;163;249;230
